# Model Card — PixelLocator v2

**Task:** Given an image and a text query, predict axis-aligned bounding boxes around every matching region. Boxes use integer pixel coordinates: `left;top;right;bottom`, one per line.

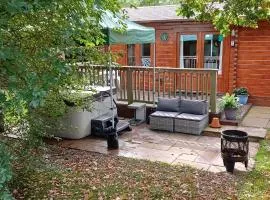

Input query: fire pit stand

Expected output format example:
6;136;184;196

221;130;249;173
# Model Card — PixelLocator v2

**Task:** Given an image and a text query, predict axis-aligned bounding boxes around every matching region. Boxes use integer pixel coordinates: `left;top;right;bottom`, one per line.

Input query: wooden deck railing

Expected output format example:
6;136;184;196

78;64;218;113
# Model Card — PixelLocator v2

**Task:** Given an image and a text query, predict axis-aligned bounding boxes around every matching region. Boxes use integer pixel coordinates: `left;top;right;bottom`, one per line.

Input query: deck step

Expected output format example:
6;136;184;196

219;103;252;126
203;125;267;142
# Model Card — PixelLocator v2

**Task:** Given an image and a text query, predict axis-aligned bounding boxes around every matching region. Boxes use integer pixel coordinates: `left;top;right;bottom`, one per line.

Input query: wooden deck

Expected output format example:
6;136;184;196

79;65;218;113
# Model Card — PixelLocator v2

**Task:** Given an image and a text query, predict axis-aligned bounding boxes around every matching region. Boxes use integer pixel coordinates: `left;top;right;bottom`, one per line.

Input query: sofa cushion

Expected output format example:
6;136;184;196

150;111;179;118
175;113;208;121
156;97;180;112
179;99;207;115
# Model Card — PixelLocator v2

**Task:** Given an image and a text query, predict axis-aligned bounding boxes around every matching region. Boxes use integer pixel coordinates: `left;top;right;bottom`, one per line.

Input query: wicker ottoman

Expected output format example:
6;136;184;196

174;113;209;135
149;111;178;132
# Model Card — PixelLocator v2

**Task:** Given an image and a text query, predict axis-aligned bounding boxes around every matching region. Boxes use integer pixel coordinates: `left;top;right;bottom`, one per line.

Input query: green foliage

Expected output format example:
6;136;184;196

0;111;4;133
233;87;248;96
0;0;121;127
219;93;240;110
177;0;270;35
0;0;122;135
61;90;94;111
0;0;123;197
120;0;180;7
0;142;13;200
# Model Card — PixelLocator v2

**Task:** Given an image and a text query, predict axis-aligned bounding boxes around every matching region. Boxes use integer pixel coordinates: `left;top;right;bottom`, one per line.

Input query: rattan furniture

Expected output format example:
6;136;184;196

174;113;208;135
149;111;178;132
149;98;209;135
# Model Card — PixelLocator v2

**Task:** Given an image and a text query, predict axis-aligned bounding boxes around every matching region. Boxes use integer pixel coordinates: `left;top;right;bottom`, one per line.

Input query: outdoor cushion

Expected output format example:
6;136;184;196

156;97;180;112
150;111;179;118
179;99;207;115
175;113;208;121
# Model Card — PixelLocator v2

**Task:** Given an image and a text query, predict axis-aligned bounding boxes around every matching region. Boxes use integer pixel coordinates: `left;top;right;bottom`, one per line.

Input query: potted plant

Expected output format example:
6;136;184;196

233;87;249;105
219;93;240;120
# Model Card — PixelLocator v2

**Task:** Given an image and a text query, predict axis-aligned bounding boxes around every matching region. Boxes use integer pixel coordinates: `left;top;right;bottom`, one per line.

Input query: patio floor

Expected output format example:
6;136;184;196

52;106;270;173
57;123;260;173
241;106;270;128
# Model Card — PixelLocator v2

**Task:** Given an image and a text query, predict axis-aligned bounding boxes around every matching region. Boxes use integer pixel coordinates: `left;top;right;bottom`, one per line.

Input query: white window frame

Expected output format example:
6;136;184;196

180;34;197;69
204;34;223;75
141;43;151;66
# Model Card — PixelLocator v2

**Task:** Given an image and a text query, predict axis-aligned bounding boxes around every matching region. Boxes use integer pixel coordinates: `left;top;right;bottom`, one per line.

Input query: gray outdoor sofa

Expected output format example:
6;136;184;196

149;98;209;135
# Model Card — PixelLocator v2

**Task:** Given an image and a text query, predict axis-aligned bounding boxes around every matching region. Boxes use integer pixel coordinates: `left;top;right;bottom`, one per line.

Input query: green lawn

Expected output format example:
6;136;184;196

11;145;237;200
9;139;270;200
238;140;270;199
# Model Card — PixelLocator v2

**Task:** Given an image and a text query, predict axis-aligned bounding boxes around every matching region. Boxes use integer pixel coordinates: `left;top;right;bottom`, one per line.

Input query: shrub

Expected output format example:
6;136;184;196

0;142;13;200
233;87;248;96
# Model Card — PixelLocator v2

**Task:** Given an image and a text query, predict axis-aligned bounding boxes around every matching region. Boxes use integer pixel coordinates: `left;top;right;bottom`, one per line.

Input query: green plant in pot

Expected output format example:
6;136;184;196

233;87;249;105
219;93;240;120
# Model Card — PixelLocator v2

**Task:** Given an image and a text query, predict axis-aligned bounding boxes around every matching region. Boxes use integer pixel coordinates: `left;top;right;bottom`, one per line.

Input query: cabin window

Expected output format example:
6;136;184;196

141;43;151;66
127;44;135;66
180;35;197;68
204;34;223;73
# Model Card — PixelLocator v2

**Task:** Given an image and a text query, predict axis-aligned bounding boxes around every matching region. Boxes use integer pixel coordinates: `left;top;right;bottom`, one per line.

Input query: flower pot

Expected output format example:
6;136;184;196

210;117;221;128
224;108;237;120
237;94;248;105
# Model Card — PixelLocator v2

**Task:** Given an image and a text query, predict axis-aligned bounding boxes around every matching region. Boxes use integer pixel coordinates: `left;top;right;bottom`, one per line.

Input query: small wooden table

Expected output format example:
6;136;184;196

128;102;146;125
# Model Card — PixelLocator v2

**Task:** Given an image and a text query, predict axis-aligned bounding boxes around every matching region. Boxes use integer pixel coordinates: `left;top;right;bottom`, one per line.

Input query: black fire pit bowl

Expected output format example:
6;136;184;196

222;130;248;142
221;130;249;173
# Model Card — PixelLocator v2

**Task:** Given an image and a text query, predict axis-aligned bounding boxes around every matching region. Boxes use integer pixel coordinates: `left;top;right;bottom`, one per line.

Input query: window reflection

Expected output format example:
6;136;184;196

204;34;223;72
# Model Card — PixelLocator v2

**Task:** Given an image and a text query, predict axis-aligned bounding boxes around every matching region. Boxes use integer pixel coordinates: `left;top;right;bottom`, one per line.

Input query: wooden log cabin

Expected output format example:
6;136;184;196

111;5;270;106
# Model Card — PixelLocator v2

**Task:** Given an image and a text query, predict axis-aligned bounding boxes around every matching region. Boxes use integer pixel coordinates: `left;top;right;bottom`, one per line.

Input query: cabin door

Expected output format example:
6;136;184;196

179;34;197;68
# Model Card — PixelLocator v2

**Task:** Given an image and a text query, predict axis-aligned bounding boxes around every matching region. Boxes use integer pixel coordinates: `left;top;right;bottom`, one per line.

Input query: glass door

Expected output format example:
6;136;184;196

204;34;223;72
180;35;197;68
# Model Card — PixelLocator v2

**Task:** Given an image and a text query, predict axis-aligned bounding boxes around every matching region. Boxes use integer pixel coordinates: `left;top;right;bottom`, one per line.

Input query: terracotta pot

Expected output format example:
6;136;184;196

210;117;221;128
224;108;237;120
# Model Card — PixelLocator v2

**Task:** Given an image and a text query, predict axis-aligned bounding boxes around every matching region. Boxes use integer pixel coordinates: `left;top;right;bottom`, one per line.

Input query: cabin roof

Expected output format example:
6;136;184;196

124;5;187;23
125;4;223;23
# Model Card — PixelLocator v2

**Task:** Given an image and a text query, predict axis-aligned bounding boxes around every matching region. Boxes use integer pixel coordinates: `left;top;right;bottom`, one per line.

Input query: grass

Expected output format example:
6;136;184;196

10;145;237;200
238;140;270;199
9;136;270;199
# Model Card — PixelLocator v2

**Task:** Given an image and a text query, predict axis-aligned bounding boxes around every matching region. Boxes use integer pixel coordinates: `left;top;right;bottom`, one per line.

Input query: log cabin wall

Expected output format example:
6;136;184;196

111;44;127;65
236;21;270;106
112;20;231;94
111;20;270;106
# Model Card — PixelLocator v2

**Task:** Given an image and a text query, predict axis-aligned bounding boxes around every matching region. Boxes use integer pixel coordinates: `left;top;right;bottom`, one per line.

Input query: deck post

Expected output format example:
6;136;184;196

127;68;133;104
210;70;217;113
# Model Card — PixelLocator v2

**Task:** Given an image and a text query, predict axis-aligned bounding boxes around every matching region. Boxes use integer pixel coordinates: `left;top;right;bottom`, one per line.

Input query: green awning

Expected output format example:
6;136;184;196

100;11;155;45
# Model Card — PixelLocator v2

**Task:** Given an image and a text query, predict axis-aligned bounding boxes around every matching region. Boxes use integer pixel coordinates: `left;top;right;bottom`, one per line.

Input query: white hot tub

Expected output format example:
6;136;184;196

55;86;116;139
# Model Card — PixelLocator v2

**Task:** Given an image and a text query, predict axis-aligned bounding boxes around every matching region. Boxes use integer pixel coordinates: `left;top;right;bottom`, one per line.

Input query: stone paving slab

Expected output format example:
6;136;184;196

204;125;267;141
250;106;270;114
241;106;270;128
116;146;180;163
242;117;269;128
57;123;260;174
